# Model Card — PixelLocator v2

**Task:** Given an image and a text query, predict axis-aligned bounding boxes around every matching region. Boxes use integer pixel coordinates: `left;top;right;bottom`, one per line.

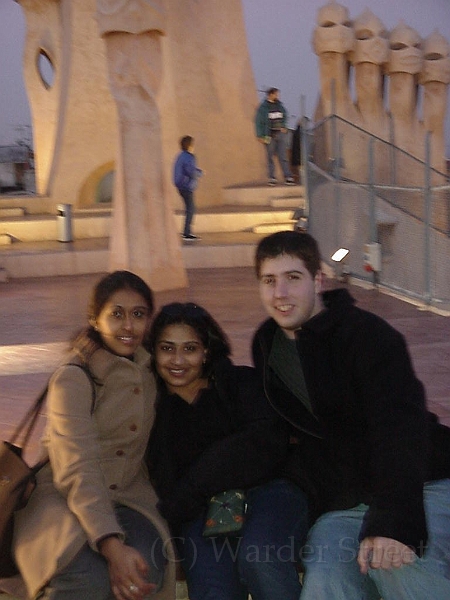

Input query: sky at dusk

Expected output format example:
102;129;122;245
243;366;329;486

1;0;450;153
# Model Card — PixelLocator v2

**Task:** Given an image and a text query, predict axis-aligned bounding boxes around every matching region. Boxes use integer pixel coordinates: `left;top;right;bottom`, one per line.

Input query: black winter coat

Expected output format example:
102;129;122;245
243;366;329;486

146;357;289;528
252;288;450;554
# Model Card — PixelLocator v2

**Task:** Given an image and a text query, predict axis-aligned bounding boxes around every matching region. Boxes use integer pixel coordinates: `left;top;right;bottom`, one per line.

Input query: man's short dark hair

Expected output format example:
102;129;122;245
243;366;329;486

255;230;322;279
180;135;194;151
266;87;279;96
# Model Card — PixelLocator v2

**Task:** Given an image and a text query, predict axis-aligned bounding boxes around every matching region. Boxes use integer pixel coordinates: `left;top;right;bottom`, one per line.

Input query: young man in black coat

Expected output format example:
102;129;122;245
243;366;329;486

252;230;450;600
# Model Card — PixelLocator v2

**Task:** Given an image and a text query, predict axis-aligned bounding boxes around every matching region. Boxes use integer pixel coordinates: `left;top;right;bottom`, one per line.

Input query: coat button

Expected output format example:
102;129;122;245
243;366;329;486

116;450;124;456
109;484;118;490
133;387;141;395
129;424;137;432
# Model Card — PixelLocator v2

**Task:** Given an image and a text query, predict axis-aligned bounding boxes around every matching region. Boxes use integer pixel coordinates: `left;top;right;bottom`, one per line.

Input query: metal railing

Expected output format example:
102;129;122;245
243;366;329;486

301;115;450;312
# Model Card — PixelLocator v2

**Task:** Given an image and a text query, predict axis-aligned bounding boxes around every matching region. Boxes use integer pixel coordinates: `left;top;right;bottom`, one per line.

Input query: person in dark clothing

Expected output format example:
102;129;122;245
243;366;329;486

255;88;295;186
290;122;302;172
173;136;202;241
290;117;312;184
252;230;450;600
146;302;307;600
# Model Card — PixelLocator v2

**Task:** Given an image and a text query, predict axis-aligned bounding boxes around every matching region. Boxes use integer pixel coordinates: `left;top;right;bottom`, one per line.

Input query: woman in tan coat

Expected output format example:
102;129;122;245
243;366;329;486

13;271;175;600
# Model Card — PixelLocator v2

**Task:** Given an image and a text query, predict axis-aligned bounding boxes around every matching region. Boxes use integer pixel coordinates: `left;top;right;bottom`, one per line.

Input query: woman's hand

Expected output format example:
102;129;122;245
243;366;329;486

99;537;157;600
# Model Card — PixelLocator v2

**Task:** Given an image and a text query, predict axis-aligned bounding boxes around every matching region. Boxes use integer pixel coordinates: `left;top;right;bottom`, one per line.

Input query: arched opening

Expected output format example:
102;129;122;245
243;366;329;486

78;162;115;207
96;170;115;204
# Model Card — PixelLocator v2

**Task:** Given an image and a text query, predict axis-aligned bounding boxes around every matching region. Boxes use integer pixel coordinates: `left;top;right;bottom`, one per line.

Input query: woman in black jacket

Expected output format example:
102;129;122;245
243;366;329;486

146;302;307;600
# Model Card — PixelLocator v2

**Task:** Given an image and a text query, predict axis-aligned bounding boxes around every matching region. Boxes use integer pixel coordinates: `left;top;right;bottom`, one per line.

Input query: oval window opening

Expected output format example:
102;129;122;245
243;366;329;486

38;50;55;89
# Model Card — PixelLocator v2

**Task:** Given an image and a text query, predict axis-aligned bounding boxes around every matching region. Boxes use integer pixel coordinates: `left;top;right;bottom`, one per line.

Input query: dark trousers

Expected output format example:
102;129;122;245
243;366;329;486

178;188;195;236
177;479;308;600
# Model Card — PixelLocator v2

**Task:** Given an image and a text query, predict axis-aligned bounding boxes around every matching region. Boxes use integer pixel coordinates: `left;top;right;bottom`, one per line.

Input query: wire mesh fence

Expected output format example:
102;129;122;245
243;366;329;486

302;116;450;312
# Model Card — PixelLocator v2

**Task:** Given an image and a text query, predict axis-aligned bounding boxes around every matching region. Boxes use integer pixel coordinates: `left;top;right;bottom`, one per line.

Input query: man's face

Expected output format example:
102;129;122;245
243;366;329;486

258;254;324;338
268;90;279;102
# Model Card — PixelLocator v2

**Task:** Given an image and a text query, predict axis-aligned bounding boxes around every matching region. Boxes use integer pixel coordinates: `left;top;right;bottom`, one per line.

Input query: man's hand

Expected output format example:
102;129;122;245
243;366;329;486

358;536;416;574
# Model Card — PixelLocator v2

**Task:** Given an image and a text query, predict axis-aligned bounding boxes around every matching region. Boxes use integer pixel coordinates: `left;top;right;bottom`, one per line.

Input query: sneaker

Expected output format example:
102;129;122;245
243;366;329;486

285;177;295;185
182;234;201;241
268;178;277;186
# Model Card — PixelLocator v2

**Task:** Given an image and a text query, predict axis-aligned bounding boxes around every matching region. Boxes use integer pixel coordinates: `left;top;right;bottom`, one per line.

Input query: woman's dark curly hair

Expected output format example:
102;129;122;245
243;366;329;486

148;302;231;378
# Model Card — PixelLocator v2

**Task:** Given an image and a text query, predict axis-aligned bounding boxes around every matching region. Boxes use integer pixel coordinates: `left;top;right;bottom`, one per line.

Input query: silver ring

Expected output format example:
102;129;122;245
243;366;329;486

129;584;138;593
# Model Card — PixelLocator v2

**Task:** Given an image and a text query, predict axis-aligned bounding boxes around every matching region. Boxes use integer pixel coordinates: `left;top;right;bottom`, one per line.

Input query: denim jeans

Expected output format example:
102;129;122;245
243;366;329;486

266;132;291;179
39;505;165;600
177;188;195;236
178;479;307;600
300;479;450;600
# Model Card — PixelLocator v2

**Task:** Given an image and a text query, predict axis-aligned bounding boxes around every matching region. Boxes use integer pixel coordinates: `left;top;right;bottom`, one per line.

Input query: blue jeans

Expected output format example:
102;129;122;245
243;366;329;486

39;506;165;600
178;479;307;600
177;188;195;236
266;132;291;179
300;479;450;600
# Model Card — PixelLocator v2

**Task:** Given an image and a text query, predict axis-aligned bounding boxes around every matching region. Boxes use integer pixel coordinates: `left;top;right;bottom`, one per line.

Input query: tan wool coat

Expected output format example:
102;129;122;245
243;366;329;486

13;343;176;600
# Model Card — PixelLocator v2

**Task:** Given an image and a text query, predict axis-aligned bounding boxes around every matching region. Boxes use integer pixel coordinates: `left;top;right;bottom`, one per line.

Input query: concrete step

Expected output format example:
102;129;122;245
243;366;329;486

269;196;304;208
0;232;273;279
0;208;111;242
0;185;305;279
192;205;301;233
0;184;305;213
0;204;303;242
222;183;304;206
0;207;26;218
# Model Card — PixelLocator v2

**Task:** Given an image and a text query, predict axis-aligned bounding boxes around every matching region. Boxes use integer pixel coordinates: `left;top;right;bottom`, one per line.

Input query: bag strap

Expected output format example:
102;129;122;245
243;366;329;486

65;362;97;415
9;363;97;451
9;387;47;449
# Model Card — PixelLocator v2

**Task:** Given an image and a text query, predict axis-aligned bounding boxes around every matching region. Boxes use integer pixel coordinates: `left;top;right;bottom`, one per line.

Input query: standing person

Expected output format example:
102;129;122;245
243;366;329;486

13;271;175;600
290;121;302;183
173;135;203;241
291;117;312;184
255;87;295;186
146;302;308;600
252;230;450;600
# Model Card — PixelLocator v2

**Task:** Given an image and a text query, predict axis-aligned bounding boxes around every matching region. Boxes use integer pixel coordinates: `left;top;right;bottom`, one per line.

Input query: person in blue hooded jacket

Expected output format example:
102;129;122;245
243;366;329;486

173;136;203;241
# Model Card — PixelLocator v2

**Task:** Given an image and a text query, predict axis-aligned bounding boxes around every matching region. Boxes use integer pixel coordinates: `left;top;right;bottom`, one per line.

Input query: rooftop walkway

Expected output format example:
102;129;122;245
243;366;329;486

1;268;449;598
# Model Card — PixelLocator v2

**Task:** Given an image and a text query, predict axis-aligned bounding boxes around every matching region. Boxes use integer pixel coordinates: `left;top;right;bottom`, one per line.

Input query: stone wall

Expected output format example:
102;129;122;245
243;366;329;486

18;0;265;210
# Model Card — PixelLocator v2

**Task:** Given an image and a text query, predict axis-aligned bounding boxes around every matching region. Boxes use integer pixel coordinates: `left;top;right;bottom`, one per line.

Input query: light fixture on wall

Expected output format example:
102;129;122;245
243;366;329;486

331;248;350;283
331;248;349;262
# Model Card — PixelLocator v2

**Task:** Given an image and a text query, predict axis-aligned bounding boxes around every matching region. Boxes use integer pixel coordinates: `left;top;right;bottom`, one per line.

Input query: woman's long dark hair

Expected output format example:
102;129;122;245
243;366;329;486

148;302;231;378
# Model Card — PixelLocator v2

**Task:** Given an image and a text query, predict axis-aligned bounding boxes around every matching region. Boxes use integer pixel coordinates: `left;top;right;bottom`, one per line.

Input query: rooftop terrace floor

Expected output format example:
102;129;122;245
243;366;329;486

1;267;449;463
0;267;449;598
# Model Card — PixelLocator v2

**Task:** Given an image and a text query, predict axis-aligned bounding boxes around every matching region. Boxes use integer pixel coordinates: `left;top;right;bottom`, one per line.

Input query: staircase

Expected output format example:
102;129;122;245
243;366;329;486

0;184;305;279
